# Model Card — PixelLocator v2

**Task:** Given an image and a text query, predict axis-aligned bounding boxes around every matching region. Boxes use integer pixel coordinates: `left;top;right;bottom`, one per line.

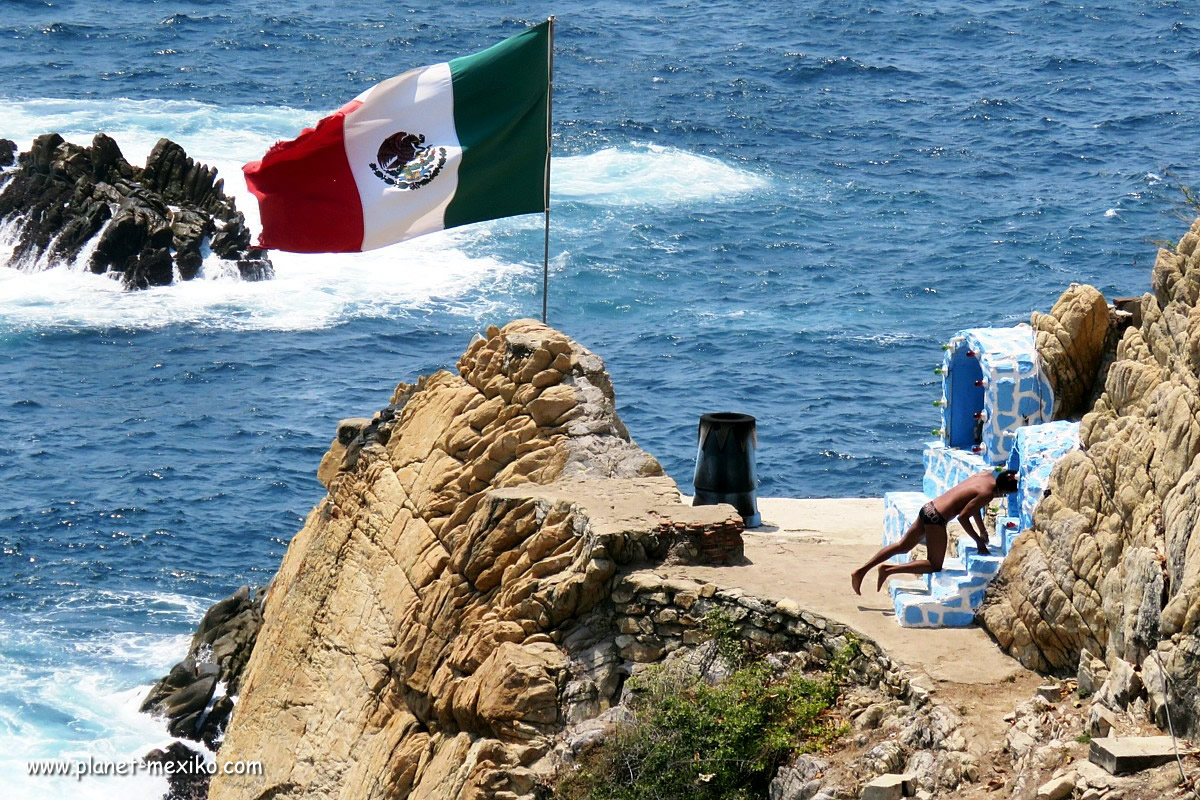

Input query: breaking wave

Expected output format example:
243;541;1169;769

0;586;210;800
553;142;768;205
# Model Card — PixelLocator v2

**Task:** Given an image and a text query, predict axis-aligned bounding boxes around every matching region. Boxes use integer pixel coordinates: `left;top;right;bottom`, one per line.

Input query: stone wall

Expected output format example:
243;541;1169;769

551;573;983;800
980;221;1200;735
606;572;913;698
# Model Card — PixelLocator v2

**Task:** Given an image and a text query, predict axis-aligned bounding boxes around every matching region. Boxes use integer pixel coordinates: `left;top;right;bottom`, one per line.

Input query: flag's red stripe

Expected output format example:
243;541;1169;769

243;100;365;253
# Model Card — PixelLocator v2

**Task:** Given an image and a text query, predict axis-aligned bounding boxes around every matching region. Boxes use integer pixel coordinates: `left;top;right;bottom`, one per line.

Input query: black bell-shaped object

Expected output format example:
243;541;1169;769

692;411;760;527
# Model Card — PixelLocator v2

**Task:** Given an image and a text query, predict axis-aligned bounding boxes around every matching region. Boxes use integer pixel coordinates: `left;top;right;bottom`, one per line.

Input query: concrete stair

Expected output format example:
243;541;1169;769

886;576;929;596
890;551;997;628
884;462;1022;628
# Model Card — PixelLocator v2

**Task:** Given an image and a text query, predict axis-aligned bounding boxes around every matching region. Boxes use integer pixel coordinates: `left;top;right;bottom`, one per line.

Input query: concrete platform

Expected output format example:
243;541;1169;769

653;497;1029;687
1089;736;1194;775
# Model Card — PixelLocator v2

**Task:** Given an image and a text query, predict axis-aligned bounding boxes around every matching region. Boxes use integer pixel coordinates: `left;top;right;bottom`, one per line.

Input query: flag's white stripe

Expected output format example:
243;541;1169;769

343;63;462;251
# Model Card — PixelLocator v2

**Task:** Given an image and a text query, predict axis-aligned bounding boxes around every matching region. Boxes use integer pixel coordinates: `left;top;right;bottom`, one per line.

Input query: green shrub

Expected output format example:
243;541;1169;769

555;647;850;800
701;608;747;666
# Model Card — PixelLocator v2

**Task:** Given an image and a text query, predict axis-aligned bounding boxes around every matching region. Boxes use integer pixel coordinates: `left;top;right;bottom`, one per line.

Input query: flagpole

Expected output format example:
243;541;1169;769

542;16;554;325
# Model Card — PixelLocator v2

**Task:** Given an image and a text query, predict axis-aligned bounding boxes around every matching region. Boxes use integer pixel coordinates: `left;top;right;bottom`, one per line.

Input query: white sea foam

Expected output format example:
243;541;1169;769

0;588;214;799
0;98;766;331
553;142;768;205
0;662;173;799
0;226;524;331
73;631;195;665
848;331;920;345
94;589;213;621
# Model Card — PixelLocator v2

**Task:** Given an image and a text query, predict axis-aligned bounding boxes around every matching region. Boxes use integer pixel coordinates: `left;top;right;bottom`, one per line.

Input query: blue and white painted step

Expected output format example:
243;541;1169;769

904;547;1004;594
882;491;927;564
996;515;1023;553
883;491;1017;628
1005;421;1080;533
891;550;1001;629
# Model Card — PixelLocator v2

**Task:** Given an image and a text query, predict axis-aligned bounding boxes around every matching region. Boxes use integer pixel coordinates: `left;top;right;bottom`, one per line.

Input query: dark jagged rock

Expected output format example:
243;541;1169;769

202;695;236;751
165;674;219;739
188;584;264;695
143;741;211;800
141;585;264;746
0;133;273;289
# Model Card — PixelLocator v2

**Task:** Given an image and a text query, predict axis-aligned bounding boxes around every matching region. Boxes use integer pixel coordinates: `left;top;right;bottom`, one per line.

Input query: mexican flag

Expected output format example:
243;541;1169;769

244;20;551;253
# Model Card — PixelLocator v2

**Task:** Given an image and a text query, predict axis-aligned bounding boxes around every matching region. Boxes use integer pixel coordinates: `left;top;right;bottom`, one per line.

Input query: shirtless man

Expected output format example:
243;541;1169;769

850;470;1019;595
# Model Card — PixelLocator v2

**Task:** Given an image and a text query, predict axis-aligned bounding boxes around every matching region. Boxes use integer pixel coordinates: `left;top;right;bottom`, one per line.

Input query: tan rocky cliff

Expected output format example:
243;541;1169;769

982;218;1200;734
208;320;745;800
1030;283;1110;420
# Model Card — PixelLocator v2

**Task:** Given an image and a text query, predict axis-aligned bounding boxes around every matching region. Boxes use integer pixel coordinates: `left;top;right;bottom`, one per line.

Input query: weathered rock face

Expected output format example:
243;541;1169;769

0;133;271;288
981;218;1200;735
209;320;746;800
1031;284;1112;419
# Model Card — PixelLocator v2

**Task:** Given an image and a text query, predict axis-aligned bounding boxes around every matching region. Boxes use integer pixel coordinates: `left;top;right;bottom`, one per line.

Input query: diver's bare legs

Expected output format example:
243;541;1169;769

874;524;947;590
851;517;930;595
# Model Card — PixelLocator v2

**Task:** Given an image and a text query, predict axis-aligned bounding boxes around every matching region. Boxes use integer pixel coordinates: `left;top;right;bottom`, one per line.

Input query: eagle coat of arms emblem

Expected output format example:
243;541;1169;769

369;131;446;190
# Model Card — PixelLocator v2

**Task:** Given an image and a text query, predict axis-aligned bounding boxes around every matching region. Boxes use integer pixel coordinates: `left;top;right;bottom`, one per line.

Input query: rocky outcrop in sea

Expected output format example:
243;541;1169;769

205;320;727;799
0;134;271;288
140;585;263;748
982;215;1200;736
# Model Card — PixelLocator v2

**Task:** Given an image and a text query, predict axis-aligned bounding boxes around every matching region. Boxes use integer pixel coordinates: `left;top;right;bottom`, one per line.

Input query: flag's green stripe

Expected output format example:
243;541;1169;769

445;21;549;229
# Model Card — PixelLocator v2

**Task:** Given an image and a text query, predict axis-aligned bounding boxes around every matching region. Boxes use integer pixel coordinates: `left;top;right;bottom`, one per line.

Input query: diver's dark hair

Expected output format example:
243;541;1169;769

996;469;1019;494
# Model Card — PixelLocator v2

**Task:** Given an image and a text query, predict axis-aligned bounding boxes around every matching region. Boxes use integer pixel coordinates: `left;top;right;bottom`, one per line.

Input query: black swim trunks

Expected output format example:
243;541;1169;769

919;501;947;526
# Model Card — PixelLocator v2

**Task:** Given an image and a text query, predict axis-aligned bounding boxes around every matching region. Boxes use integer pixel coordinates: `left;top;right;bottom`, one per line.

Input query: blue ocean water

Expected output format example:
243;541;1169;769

1;0;1198;794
